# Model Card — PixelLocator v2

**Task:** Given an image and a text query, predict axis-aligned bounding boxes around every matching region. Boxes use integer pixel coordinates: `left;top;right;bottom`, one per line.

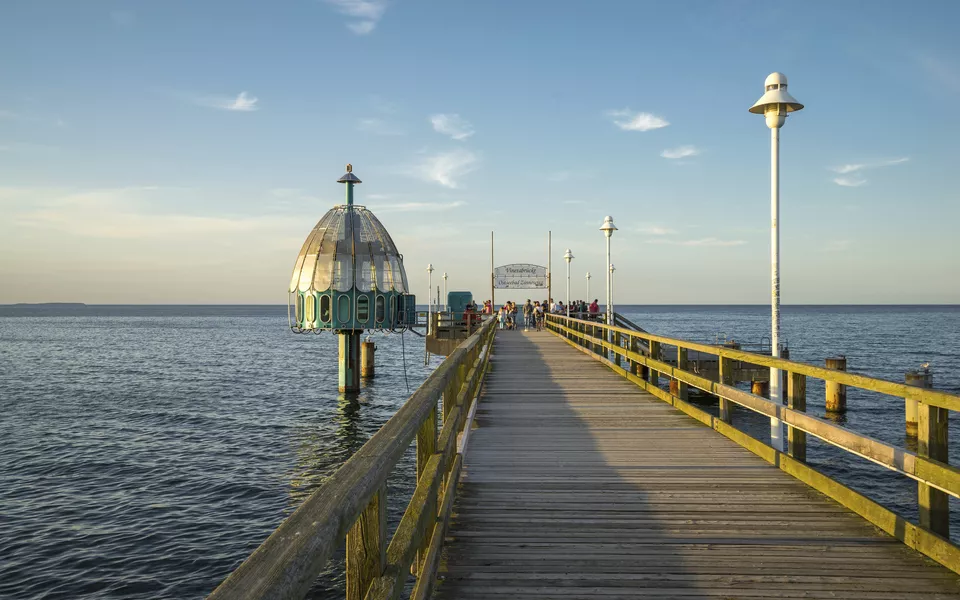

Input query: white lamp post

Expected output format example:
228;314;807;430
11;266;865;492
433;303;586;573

749;72;803;452
427;263;434;335
609;263;616;317
563;249;574;317
585;272;591;303
600;216;617;325
442;272;448;311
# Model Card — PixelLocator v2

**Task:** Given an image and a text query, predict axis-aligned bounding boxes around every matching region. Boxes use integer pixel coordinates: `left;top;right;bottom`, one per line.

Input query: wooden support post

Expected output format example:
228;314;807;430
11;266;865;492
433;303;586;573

648;341;661;388
751;380;769;398
787;372;806;462
413;402;438;575
676;346;688;401
825;356;847;412
918;399;949;537
613;331;622;368
629;336;639;376
905;369;931;439
361;339;376;378
718;356;733;424
346;485;386;600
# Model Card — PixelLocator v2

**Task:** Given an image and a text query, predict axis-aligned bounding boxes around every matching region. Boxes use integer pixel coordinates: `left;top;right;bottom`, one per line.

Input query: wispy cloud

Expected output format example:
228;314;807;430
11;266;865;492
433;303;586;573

916;53;960;95
829;157;908;186
606;109;669;132
404;149;479;189
825;240;852;251
661;145;700;159
637;224;677;236
430;114;475;140
357;118;405;136
648;237;746;247
562;200;586;205
8;187;299;240
109;10;135;28
373;201;466;213
325;0;388;35
0;142;59;154
833;176;866;187
188;91;259;112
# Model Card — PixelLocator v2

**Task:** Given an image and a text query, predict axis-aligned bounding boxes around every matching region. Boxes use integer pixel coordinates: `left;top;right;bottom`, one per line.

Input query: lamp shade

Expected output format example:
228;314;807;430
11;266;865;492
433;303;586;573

749;72;803;114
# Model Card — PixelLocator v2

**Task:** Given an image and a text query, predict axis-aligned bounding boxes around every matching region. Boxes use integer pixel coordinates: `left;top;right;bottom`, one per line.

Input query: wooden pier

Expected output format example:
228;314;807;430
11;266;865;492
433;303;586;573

210;315;960;600
434;332;960;598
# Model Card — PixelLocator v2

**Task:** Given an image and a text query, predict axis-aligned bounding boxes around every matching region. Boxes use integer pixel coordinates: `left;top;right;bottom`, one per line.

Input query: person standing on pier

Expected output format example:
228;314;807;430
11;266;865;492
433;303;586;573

523;299;533;330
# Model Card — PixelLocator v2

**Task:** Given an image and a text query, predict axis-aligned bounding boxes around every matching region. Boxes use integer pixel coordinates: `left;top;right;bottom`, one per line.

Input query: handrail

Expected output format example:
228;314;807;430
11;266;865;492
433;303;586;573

545;313;960;573
208;318;496;600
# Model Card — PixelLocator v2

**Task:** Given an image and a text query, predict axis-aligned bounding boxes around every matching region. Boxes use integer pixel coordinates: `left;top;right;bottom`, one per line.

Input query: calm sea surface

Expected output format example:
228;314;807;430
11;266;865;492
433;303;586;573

1;304;959;599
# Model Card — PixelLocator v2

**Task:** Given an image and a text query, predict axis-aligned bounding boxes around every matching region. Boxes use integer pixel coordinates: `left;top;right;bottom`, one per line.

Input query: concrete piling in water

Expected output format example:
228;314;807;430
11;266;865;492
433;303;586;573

905;367;933;439
361;338;376;378
825;356;847;413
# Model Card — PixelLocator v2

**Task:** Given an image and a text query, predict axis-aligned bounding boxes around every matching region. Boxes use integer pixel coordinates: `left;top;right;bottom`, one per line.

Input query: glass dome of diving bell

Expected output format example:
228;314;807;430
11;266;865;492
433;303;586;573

288;164;416;332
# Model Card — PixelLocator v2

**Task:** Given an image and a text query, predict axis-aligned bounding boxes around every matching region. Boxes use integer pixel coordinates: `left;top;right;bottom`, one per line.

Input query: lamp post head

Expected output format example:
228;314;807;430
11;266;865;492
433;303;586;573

749;72;803;129
443;272;447;280
564;248;574;263
337;163;362;184
600;216;618;238
427;263;434;274
586;272;591;280
609;263;616;273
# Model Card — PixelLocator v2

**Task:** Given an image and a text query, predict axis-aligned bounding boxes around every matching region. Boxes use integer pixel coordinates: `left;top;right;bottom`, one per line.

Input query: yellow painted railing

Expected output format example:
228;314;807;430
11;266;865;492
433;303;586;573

546;313;960;573
208;318;496;600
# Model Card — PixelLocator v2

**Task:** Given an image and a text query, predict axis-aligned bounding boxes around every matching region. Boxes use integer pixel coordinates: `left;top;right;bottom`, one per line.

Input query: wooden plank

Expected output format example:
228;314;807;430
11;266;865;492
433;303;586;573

432;330;960;599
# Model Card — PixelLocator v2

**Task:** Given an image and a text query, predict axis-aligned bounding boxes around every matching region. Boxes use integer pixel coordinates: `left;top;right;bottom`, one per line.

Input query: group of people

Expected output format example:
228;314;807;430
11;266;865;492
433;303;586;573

491;298;602;331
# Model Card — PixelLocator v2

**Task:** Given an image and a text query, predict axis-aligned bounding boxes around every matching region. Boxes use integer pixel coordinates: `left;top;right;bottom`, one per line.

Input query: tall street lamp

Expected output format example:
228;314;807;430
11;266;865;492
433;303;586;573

600;216;617;325
427;263;434;335
442;272;448;311
749;71;803;452
585;272;591;302
564;249;574;317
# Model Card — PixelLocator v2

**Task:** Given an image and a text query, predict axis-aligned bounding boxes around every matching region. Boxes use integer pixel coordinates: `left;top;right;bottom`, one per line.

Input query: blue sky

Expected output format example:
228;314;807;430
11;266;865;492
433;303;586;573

2;1;959;304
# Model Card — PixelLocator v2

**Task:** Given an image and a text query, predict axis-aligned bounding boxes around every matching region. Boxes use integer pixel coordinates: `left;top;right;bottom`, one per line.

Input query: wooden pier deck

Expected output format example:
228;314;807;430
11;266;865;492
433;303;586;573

433;331;960;599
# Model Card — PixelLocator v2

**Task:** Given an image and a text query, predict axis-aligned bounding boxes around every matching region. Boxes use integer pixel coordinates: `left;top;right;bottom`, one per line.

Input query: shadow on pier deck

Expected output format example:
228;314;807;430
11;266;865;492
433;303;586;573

434;332;960;599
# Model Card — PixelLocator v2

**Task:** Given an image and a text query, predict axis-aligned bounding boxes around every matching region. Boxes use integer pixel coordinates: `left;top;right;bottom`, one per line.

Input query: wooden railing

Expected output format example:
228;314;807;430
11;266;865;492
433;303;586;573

545;313;960;573
208;318;496;600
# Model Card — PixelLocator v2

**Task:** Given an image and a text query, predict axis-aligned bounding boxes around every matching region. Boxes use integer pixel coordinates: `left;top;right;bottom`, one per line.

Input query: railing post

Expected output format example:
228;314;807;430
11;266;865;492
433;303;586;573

825;356;847;413
918;399;949;537
787;372;806;461
676;346;688;401
413;396;438;575
905;369;931;439
613;330;622;368
629;336;639;377
718;355;733;423
346;485;386;600
648;340;661;388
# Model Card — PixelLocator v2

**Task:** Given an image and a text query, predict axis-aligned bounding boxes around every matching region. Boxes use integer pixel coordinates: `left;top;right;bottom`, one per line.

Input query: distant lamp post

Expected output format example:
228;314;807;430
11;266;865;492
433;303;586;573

427;263;434;335
442;272;448;311
600;216;617;324
749;71;804;453
564;249;574;317
585;272;591;303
